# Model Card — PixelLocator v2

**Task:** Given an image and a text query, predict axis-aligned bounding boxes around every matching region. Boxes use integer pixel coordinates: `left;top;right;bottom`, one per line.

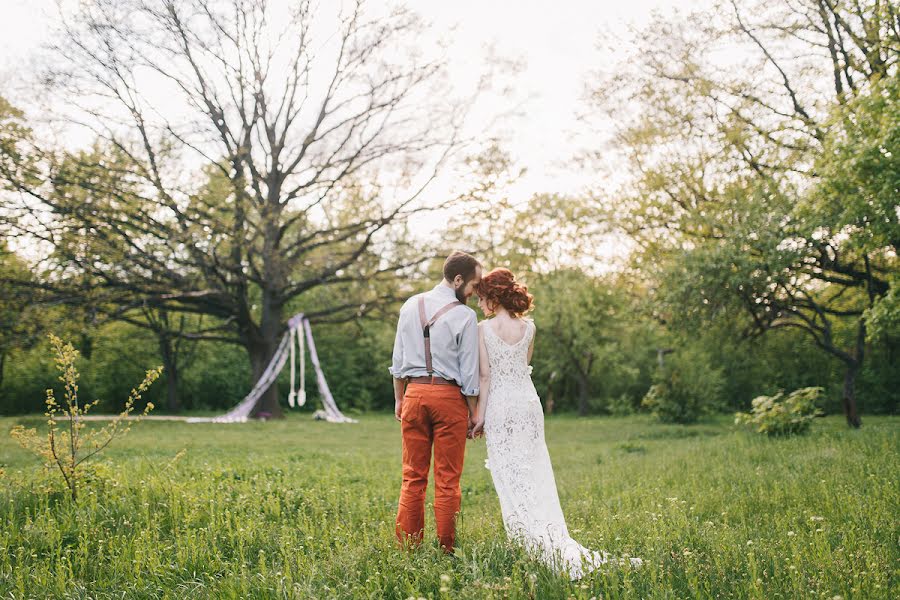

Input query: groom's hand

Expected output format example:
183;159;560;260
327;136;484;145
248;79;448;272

464;394;478;438
472;417;485;439
393;377;406;422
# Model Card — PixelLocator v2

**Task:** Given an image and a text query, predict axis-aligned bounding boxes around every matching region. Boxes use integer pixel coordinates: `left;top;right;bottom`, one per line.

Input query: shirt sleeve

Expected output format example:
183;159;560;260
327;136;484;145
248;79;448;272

388;309;405;378
457;309;480;396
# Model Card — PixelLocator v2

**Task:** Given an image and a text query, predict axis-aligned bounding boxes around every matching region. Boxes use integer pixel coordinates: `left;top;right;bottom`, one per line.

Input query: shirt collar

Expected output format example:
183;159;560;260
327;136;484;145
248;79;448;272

432;282;458;300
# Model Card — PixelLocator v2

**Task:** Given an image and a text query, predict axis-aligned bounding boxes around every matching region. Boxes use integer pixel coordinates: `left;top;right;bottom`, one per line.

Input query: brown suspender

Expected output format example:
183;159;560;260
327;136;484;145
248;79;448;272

417;296;462;375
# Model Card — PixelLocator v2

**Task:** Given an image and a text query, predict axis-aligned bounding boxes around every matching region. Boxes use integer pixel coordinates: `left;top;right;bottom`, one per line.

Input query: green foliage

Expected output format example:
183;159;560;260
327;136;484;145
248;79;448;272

864;273;900;344
640;345;726;424
809;74;900;256
178;340;251;410
78;322;165;412
735;387;825;436
607;392;639;416
692;315;859;414
530;269;653;415
592;1;897;428
0;95;38;190
855;335;900;415
0;243;43;386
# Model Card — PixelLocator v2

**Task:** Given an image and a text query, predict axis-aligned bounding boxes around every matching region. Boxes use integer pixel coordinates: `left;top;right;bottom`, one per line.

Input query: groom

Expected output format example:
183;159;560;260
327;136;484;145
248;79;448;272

389;250;482;554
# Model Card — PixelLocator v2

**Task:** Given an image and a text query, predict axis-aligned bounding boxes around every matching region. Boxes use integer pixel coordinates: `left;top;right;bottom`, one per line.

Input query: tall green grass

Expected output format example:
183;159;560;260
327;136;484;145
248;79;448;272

1;414;896;599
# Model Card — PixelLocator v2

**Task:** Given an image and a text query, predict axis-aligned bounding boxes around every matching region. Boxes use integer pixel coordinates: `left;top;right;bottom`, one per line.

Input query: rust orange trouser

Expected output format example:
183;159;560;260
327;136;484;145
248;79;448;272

395;382;469;553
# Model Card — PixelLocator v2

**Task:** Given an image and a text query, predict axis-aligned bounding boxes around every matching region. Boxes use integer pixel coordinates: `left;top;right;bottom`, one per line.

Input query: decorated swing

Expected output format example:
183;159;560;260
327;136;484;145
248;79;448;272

187;314;356;423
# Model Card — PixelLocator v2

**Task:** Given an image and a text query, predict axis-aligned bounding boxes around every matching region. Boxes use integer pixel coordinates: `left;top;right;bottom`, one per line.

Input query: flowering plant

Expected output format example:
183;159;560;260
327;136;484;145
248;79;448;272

735;387;823;436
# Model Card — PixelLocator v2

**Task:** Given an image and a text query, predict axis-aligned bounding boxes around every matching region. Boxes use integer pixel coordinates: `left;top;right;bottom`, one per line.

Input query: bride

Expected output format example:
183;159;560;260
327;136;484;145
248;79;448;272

469;268;643;580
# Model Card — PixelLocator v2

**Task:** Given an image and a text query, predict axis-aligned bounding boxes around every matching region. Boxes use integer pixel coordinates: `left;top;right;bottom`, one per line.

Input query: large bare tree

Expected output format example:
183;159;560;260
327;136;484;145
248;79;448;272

1;0;479;417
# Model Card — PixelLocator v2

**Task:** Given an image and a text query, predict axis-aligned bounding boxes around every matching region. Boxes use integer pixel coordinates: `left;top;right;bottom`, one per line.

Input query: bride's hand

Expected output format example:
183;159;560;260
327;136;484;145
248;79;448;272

472;416;485;438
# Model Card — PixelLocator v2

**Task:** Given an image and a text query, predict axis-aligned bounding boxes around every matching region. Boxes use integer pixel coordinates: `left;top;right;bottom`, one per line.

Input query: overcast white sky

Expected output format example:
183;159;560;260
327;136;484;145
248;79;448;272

1;0;715;269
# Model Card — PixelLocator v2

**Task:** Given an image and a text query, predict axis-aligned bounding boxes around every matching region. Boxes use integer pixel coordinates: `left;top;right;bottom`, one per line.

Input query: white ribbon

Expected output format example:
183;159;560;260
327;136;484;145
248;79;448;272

297;322;306;407
287;322;307;408
187;312;352;423
288;327;296;408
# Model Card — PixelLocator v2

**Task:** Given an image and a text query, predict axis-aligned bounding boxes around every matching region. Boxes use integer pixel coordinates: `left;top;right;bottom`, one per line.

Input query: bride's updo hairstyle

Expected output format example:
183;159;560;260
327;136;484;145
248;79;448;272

475;268;534;317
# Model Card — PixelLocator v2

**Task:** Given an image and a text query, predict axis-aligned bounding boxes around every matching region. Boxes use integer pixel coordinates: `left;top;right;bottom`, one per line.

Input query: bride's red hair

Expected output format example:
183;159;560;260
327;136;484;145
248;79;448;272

475;268;534;317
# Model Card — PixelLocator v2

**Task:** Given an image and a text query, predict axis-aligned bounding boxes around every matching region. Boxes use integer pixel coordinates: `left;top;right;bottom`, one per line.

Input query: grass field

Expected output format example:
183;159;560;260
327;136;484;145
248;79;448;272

0;412;897;599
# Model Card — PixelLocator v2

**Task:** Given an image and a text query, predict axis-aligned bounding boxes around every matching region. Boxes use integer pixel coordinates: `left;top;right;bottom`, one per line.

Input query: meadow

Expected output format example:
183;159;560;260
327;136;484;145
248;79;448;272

0;413;897;599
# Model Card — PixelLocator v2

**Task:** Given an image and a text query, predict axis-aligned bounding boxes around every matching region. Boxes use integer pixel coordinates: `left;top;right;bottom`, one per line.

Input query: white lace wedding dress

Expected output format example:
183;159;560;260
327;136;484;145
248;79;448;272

482;318;643;580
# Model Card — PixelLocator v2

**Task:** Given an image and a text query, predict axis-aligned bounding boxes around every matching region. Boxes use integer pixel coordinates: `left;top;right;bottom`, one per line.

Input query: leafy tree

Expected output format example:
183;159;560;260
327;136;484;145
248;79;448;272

587;0;899;427
529;268;648;416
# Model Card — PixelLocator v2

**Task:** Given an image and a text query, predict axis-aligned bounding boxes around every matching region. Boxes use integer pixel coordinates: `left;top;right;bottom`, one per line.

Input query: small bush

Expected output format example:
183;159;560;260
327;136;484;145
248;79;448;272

640;346;726;424
734;386;824;436
607;392;638;416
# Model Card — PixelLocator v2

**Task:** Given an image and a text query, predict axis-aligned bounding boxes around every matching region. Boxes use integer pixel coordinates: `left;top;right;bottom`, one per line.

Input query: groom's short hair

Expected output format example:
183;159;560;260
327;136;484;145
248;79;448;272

443;250;481;283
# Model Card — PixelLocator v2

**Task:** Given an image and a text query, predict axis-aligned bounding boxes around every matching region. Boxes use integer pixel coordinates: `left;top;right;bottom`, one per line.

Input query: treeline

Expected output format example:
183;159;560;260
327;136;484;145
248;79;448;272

1;262;896;418
0;0;897;423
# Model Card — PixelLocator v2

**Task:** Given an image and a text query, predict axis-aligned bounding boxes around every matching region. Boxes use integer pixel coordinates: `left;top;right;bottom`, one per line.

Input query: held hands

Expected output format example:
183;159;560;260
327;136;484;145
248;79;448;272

467;411;485;440
471;416;485;439
465;395;483;440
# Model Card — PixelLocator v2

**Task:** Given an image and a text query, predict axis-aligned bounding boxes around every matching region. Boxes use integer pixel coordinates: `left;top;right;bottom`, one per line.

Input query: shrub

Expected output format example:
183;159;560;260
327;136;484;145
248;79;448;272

640;346;725;424
734;386;824;436
607;392;638;416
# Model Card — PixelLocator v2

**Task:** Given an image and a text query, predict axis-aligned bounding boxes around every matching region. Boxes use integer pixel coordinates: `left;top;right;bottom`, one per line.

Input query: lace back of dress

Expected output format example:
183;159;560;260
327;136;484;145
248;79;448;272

483;319;534;388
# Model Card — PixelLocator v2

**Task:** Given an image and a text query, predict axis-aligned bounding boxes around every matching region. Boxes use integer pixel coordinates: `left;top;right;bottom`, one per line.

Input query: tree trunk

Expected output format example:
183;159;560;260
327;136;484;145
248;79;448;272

165;361;180;413
576;372;589;417
158;335;181;412
842;364;862;428
247;297;285;419
841;319;865;428
576;352;595;417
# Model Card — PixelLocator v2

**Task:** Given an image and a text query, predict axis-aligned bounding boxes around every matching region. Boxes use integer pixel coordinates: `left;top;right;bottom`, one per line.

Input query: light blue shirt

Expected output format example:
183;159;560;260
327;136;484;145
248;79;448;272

389;283;480;396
